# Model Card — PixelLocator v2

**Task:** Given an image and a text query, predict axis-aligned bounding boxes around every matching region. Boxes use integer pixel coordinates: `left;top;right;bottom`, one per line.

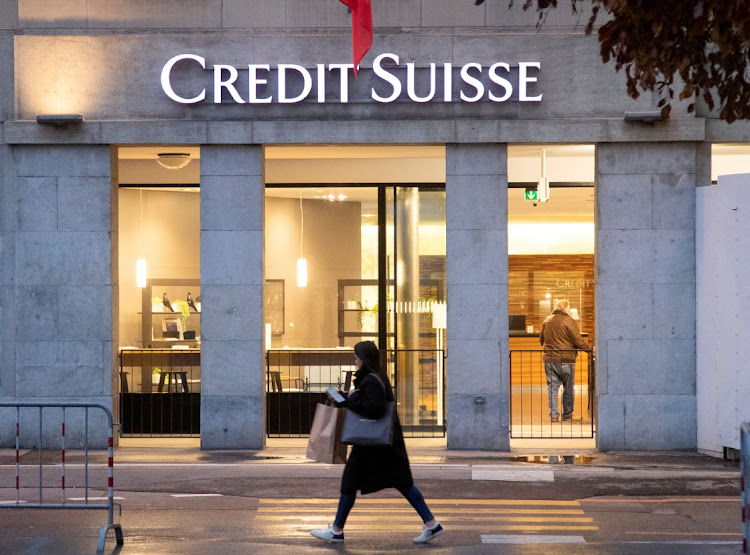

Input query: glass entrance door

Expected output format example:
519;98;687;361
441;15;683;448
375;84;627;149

385;187;446;433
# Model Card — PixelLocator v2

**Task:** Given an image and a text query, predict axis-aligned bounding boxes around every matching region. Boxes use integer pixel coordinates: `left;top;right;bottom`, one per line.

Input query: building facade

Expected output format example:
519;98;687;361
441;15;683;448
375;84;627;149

0;1;746;454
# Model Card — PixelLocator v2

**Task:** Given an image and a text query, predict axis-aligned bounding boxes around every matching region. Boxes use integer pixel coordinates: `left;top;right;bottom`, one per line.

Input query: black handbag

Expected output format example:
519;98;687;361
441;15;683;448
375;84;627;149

341;373;395;446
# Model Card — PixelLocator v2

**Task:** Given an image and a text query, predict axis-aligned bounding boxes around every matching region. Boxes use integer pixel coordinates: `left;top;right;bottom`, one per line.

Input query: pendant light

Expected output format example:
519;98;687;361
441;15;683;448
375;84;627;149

136;188;147;288
297;196;307;287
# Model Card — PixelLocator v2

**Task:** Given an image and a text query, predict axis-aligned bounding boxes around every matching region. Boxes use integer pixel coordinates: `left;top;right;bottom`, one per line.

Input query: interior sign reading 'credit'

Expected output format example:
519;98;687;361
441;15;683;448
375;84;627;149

161;53;542;104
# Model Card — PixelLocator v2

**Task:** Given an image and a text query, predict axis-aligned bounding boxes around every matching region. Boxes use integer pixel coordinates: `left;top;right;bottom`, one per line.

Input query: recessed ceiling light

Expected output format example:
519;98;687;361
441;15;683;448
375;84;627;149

156;153;192;170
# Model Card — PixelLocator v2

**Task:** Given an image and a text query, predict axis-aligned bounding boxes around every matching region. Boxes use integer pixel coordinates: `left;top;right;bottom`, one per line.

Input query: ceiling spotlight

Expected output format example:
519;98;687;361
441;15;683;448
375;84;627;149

156;152;192;170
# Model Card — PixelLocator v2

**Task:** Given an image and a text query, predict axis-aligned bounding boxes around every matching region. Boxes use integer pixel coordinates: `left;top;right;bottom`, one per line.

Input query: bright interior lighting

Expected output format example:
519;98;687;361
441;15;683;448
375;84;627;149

136;258;147;288
297;258;308;287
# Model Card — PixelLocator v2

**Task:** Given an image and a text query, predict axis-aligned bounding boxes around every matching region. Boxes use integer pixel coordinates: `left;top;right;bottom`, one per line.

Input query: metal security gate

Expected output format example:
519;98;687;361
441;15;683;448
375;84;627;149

509;349;595;438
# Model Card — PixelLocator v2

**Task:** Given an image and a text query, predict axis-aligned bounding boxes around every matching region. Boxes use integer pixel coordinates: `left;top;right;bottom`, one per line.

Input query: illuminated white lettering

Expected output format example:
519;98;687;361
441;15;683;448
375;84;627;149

519;62;542;101
371;53;401;103
328;64;353;103
214;65;245;104
278;64;312;103
248;64;272;104
459;63;484;102
488;62;512;102
161;54;206;104
406;62;436;102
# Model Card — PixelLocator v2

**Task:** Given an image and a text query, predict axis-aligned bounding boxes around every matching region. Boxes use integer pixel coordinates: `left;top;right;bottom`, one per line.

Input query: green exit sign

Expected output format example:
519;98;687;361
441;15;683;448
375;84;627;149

525;188;538;201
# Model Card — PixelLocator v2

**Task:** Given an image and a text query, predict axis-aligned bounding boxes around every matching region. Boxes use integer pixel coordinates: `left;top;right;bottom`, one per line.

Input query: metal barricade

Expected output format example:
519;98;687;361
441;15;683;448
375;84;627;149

509;349;595;438
0;402;124;552
741;421;750;553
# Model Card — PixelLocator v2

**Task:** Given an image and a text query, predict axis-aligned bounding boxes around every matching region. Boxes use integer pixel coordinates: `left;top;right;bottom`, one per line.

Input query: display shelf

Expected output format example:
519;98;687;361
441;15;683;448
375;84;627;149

141;278;201;348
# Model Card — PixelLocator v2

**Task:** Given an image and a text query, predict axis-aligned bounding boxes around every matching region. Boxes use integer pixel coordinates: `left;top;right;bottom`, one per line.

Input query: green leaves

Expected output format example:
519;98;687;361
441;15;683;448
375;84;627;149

468;0;750;122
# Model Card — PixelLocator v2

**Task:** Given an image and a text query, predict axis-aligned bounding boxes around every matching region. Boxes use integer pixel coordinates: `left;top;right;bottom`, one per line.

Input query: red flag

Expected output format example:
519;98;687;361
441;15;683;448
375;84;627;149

339;0;373;76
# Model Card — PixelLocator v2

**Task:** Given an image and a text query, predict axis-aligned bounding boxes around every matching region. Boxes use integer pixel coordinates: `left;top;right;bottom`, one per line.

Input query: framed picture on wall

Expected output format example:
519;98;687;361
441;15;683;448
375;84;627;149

265;279;285;336
162;318;181;339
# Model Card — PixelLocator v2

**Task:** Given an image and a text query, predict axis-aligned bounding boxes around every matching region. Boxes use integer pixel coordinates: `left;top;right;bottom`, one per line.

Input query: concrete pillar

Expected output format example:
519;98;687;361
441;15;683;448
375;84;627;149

1;145;114;447
200;145;264;449
445;144;509;450
595;142;696;450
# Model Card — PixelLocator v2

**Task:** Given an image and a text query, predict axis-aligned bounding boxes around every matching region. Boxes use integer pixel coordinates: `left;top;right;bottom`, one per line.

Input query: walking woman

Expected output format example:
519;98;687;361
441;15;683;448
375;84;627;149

311;340;443;544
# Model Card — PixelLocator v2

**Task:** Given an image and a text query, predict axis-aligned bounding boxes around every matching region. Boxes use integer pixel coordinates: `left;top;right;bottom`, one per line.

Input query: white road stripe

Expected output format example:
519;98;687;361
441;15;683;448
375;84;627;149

0;500;28;504
623;541;742;545
473;467;555;482
67;496;125;501
482;534;585;544
170;493;223;497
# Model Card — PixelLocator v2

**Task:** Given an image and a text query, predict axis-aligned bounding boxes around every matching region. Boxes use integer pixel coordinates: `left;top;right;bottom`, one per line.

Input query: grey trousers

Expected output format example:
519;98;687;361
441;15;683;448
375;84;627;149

544;362;575;419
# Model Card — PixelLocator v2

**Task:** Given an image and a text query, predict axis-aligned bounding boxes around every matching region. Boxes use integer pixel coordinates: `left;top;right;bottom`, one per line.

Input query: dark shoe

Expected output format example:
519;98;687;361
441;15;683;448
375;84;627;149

550;416;560;422
163;292;174;312
414;522;443;543
562;417;582;423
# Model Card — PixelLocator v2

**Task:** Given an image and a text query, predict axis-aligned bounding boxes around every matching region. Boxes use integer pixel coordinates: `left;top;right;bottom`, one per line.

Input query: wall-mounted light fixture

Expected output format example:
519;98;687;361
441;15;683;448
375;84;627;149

136;188;147;288
156;152;192;170
297;196;308;287
623;111;666;123
35;114;83;126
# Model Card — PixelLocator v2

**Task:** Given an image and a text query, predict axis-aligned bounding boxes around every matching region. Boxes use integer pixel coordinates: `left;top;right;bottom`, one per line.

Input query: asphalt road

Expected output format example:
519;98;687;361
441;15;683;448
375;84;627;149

0;456;742;554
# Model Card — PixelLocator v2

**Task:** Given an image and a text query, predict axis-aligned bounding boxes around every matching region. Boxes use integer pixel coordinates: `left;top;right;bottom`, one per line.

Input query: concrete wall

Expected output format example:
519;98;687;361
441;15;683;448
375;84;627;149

15;0;588;29
446;143;509;450
200;145;265;449
0;145;114;447
595;143;697;450
696;174;750;457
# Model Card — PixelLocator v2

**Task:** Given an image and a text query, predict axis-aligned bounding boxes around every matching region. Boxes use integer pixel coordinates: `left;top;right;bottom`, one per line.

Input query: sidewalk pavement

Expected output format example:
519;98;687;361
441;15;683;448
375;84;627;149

2;437;739;483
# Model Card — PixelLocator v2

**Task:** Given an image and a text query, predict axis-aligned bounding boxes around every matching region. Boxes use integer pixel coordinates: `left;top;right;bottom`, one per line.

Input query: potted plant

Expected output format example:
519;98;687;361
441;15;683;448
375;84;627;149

152;297;164;313
152;367;162;385
172;300;190;334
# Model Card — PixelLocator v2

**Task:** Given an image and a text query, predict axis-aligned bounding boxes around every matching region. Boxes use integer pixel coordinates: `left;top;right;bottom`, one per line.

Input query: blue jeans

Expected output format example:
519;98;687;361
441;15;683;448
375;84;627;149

545;362;575;419
333;486;434;529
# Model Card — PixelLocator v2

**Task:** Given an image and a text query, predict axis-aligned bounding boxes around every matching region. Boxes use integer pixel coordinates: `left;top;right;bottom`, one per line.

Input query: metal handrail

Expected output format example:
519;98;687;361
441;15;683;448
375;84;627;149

0;401;124;552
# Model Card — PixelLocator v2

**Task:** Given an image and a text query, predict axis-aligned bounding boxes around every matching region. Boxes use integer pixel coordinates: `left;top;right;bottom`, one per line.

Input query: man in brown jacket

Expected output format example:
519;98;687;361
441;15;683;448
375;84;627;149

539;299;590;422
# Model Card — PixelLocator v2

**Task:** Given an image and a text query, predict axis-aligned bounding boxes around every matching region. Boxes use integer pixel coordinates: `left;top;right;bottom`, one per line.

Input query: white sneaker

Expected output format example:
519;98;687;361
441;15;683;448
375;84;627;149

413;522;443;543
311;525;344;543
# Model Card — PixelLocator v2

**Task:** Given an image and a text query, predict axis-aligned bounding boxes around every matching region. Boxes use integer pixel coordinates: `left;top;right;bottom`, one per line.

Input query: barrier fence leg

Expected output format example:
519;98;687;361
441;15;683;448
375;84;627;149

742;422;750;554
97;426;123;552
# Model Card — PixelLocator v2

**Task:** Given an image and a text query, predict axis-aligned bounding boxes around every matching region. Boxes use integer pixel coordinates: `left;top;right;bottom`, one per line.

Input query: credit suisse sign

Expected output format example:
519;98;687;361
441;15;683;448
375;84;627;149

161;53;542;104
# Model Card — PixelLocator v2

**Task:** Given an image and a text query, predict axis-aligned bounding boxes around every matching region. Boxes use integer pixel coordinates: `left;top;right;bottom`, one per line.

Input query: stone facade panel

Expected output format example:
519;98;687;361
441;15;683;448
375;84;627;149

596;174;652;230
447;144;507;176
200;340;264;396
607;339;695;396
200;284;263;341
446;339;506;396
201;395;264;449
13;146;110;177
624;394;696;449
200;230;263;286
652;283;696;340
595;282;653;341
58;177;110;232
57;285;112;341
200;146;262;177
16;178;57;232
652;173;696;230
598;143;696;175
446;229;507;285
446;394;509;450
446;175;506;230
200;175;263;232
596;229;695;285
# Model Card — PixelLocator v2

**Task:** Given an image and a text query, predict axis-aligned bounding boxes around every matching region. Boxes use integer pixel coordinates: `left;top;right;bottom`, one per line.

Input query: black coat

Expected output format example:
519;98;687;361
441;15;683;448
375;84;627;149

338;367;414;495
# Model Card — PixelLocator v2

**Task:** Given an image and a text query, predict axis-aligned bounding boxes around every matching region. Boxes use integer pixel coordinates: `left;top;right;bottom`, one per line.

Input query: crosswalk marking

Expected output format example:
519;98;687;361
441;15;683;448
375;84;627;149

260;498;581;505
483;534;586;544
258;498;599;539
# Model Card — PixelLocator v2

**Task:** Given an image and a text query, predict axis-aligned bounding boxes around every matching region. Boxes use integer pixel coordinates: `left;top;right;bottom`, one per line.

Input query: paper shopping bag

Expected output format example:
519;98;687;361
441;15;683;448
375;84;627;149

306;402;347;464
